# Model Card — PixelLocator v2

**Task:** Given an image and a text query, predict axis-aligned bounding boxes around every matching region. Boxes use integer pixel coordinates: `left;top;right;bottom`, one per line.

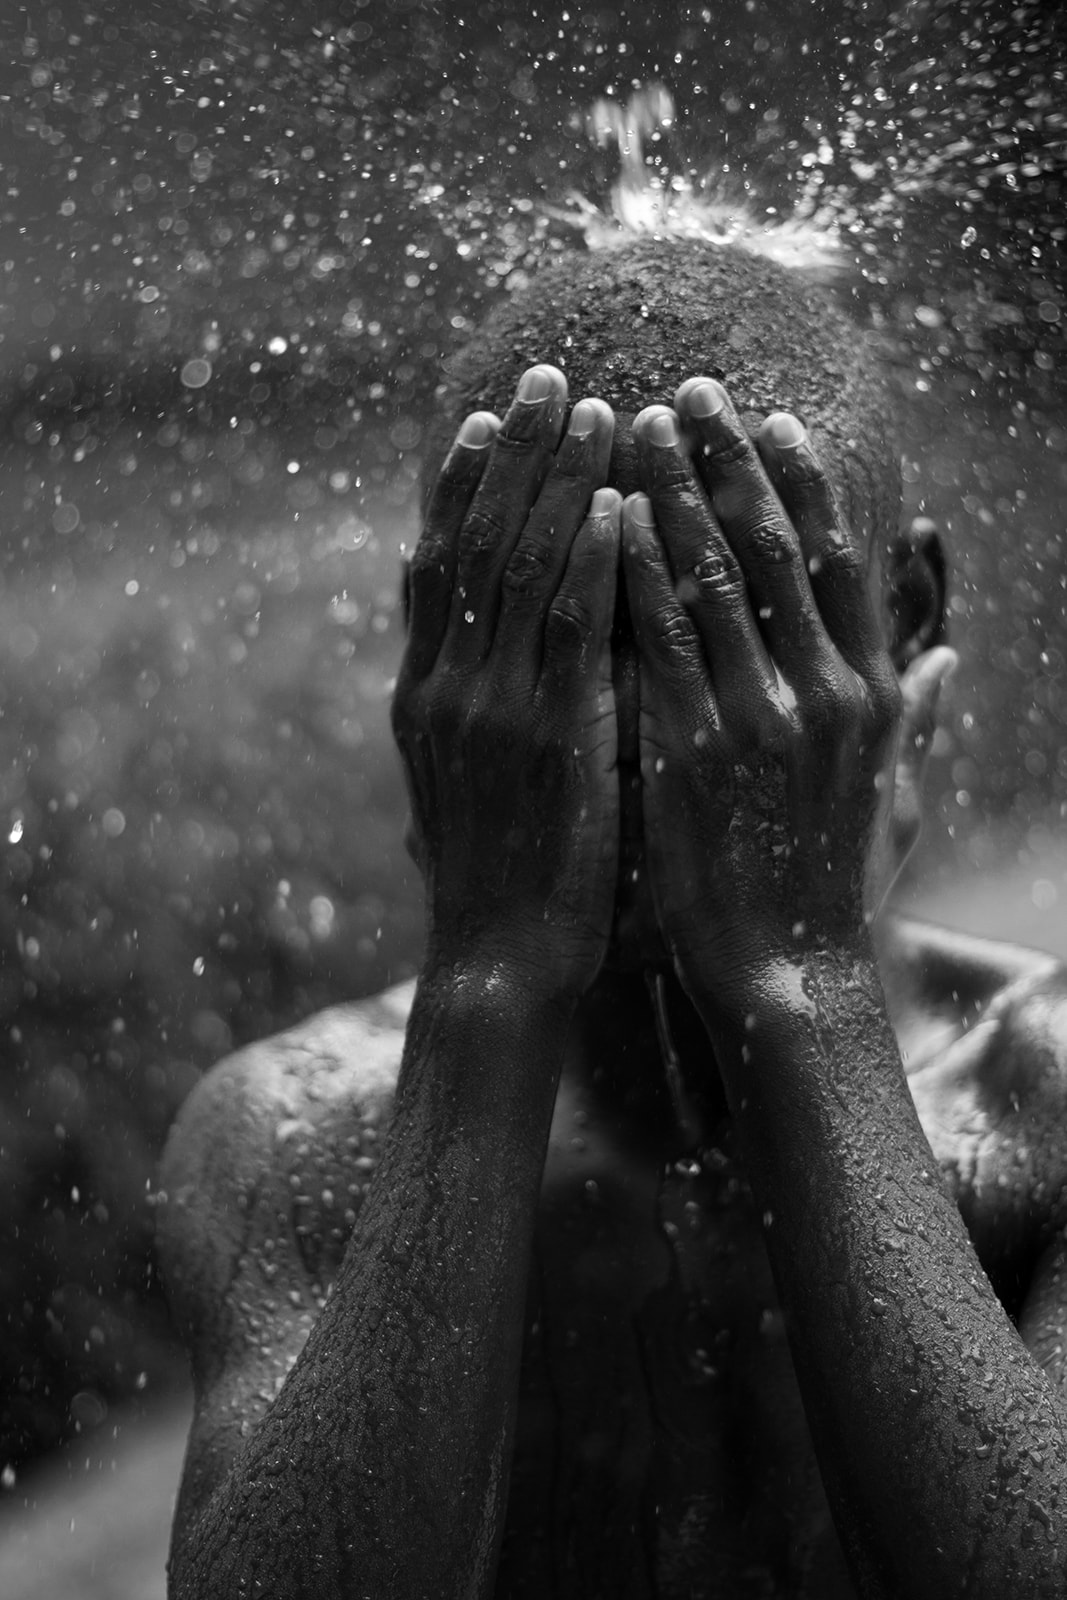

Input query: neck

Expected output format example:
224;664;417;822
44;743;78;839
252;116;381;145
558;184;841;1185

564;967;730;1148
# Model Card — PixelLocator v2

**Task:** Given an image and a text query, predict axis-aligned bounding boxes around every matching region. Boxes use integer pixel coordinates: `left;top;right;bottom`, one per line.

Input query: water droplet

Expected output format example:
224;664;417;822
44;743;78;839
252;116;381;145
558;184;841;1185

1;1465;15;1490
464;609;475;624
179;357;213;389
52;503;80;534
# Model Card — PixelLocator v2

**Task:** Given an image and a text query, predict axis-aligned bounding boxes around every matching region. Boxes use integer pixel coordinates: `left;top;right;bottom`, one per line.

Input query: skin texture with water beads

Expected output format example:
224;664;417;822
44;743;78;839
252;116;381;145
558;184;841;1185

160;243;1067;1599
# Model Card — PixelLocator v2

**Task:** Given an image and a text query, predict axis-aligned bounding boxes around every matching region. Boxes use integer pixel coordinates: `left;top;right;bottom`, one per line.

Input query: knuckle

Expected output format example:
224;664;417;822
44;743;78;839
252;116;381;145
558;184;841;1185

744;515;801;568
699;429;754;474
807;537;864;587
459;505;508;561
660;454;697;489
502;540;555;595
677;549;745;607
651;606;701;654
499;409;555;449
780;445;828;493
546;592;594;645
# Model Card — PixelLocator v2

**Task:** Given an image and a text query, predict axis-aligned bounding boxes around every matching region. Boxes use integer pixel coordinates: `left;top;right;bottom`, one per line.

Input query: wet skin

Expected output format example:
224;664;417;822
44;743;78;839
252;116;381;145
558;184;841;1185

160;369;1067;1599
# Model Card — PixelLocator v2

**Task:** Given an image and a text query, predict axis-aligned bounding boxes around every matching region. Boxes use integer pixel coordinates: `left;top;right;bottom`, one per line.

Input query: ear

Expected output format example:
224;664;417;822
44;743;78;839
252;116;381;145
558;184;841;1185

885;516;947;672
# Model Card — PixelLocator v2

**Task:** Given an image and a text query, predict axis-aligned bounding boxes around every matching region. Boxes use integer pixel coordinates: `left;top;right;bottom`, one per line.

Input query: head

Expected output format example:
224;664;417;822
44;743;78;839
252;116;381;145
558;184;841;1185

417;238;947;964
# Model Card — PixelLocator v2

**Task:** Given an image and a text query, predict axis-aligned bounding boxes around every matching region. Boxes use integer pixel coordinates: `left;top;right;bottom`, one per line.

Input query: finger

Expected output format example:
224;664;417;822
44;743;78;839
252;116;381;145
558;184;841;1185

888;647;957;880
446;364;568;662
670;380;835;693
402;410;499;682
895;646;957;795
620;492;718;738
757;411;886;682
498;398;615;674
629;404;777;723
541;487;621;699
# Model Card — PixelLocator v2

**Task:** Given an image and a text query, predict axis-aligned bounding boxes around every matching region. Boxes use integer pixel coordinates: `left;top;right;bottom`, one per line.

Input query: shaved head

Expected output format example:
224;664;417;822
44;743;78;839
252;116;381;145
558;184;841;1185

422;238;911;967
428;238;902;571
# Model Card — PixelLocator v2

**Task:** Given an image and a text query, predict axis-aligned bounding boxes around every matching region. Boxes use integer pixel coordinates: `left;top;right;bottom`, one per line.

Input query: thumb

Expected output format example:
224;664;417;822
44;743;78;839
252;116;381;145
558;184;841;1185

896;645;958;788
883;646;958;893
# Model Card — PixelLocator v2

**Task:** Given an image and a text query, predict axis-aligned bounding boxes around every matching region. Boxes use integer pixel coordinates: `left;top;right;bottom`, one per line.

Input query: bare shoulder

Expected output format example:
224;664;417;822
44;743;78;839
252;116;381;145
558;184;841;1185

158;980;413;1341
157;982;413;1540
880;913;1067;1267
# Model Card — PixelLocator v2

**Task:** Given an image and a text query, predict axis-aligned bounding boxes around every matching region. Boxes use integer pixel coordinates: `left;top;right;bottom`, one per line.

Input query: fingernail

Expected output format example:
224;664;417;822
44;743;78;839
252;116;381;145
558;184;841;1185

568;399;598;439
645;411;678;448
590;487;619;517
627;492;656;526
457;412;494;447
517;365;555;403
687;381;726;419
766;412;806;449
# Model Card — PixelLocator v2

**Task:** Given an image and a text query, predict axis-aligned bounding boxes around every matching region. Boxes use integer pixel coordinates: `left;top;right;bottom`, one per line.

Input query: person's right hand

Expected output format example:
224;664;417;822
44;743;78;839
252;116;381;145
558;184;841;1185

392;366;621;1000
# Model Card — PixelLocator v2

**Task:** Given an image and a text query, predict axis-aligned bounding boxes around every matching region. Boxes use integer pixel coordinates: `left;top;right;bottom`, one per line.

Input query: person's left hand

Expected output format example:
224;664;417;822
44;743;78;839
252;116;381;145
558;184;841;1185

621;378;908;1017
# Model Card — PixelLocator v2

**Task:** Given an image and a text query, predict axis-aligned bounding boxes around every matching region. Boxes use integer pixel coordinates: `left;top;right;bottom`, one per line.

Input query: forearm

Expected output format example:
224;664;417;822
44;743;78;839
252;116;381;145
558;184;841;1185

696;949;1067;1598
169;961;572;1600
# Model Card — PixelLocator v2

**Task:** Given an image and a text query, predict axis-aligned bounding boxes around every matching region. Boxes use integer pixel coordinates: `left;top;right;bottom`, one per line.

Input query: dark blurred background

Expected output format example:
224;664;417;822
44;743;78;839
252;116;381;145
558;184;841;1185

0;0;1065;1496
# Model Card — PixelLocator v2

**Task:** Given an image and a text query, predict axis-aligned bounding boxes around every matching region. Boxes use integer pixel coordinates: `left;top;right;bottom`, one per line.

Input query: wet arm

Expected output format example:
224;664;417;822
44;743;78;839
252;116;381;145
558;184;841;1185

703;952;1067;1599
168;964;572;1600
622;381;1067;1596
168;368;621;1597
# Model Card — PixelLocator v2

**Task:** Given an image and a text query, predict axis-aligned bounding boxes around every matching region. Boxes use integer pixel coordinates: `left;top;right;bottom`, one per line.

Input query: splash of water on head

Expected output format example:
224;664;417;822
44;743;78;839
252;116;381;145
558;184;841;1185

556;83;846;280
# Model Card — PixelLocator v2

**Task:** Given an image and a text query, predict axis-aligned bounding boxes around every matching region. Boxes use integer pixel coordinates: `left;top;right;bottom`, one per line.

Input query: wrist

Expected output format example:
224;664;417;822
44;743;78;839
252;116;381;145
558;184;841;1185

420;942;580;1020
425;921;597;1008
684;931;885;1041
398;948;577;1132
